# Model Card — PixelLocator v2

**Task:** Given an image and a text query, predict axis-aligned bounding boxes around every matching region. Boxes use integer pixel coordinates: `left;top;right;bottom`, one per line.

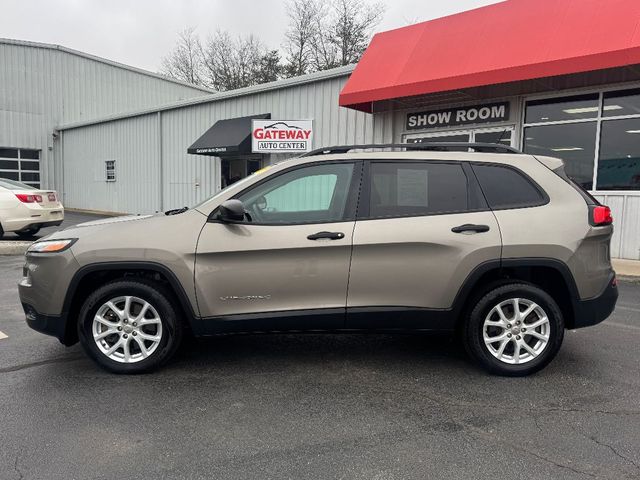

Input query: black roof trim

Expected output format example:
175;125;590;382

303;142;521;157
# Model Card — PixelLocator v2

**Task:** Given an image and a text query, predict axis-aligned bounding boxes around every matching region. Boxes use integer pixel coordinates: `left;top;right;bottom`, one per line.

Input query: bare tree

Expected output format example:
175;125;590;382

161;0;386;87
160;27;205;86
328;0;385;66
201;31;279;90
308;3;338;71
255;50;284;84
284;0;385;75
283;0;321;77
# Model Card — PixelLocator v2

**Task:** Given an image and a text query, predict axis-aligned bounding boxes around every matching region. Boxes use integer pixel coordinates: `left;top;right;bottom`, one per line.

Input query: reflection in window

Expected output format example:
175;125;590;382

525;94;599;123
474;130;513;146
407;134;470;144
597;118;640;190
523;123;597;188
603;89;640;117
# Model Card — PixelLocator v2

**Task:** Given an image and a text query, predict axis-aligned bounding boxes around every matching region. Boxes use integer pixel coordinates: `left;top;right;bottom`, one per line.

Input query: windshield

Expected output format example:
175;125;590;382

0;178;35;190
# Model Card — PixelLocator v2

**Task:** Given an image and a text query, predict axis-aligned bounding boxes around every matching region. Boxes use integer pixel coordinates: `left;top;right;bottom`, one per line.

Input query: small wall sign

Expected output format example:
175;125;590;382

406;102;510;130
252;120;313;153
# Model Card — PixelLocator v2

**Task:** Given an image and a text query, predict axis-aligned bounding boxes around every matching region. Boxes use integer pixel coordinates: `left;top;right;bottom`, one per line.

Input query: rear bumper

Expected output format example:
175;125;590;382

4;209;64;232
22;303;73;345
16;220;63;232
572;273;618;328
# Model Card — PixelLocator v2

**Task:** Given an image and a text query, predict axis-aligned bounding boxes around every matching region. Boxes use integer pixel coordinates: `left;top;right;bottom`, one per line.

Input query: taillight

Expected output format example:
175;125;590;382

590;205;613;226
15;194;43;203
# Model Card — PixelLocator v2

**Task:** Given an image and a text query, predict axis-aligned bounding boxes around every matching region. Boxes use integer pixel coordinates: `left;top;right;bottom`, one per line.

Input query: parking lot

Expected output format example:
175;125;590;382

0;253;638;479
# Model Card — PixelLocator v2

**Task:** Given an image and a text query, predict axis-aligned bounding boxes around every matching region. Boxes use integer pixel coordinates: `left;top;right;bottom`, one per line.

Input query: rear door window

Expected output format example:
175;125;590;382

366;162;473;218
472;164;547;209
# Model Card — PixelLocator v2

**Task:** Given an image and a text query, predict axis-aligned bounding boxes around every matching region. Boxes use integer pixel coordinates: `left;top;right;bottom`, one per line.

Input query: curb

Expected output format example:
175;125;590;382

0;241;32;256
617;275;640;284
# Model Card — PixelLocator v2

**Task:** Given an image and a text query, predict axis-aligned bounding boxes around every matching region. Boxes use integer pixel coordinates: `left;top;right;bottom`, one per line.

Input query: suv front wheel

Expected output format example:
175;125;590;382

463;283;564;376
77;279;183;374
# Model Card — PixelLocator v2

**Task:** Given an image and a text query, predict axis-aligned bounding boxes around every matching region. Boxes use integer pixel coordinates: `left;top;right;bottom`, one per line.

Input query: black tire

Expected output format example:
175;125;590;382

463;283;564;377
77;279;183;374
16;226;40;237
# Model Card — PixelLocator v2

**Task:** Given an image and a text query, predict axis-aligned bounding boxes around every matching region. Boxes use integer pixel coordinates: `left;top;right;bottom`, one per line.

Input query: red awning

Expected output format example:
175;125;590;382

339;0;640;112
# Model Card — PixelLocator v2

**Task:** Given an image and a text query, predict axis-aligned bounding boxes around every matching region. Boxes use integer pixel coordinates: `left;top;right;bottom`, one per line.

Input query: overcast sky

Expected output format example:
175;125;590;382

1;0;502;72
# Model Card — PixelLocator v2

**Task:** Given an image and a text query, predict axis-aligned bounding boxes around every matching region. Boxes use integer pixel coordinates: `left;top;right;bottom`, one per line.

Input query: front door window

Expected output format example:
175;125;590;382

237;163;355;224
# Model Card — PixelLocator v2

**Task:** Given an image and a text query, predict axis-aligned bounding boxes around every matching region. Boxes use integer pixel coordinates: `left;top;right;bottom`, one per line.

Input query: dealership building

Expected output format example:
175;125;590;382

2;0;640;259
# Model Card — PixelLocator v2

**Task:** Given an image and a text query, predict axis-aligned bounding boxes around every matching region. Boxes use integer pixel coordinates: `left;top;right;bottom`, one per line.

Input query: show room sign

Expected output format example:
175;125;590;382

406;102;510;130
252;120;313;153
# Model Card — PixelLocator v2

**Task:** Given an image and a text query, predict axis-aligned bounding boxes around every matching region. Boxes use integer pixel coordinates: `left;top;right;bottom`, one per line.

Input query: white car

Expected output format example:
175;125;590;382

0;179;64;238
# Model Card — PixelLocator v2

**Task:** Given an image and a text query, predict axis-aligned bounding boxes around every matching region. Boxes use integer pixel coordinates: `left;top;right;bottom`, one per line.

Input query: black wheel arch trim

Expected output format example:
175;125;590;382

61;261;198;326
448;257;583;322
56;257;605;341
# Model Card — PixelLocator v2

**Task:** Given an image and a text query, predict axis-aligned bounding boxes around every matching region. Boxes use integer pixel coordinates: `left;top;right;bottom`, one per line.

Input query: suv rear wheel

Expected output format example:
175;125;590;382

463;283;564;376
77;279;183;374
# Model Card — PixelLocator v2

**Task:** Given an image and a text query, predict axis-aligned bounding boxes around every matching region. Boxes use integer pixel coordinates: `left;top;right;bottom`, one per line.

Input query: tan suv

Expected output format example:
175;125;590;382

18;143;618;376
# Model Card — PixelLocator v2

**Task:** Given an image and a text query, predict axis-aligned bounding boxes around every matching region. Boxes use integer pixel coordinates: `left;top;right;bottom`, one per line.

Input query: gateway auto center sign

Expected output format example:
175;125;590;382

252;120;313;153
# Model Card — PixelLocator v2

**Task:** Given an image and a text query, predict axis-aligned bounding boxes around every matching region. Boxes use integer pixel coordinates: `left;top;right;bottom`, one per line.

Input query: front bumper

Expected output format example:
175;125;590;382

18;249;80;345
22;303;72;345
572;273;618;328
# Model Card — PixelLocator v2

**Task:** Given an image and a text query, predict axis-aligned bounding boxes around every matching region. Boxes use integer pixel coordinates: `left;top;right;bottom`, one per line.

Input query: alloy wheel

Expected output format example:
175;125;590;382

92;296;163;363
482;297;550;365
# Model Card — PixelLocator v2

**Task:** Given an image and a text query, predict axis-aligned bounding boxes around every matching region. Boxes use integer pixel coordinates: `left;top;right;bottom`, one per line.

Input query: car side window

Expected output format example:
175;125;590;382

472;164;547;209
367;162;471;218
236;163;355;224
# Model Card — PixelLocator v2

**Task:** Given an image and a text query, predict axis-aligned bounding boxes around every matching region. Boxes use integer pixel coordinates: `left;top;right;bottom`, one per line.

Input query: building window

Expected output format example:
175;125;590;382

597;118;640;190
602;88;640;117
0;148;40;188
106;160;116;182
523;87;640;191
523;123;597;189
525;94;599;123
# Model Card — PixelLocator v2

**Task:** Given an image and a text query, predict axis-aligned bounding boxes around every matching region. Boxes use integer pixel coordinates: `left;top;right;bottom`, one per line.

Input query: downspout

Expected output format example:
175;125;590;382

157;111;163;212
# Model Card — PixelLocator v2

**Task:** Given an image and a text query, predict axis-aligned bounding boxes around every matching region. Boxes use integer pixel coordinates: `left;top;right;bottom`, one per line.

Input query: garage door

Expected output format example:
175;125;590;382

0;148;40;188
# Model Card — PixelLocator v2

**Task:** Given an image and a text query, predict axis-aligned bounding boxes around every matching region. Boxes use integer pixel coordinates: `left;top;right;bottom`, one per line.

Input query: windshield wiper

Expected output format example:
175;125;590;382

165;206;189;216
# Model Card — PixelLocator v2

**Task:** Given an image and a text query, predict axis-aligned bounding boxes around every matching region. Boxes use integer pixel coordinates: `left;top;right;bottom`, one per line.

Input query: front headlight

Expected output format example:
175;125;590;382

27;238;77;253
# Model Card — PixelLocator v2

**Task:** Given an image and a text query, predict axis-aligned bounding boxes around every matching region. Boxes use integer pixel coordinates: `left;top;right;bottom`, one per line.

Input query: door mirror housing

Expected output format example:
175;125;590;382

218;199;246;222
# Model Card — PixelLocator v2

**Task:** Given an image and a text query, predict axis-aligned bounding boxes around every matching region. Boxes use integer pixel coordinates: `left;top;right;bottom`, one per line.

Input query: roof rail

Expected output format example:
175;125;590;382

302;142;522;156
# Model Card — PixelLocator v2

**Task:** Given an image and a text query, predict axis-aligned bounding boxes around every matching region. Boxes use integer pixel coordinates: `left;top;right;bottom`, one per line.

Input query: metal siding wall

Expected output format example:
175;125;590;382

157;75;376;210
0;42;208;192
62;114;160;214
594;194;640;260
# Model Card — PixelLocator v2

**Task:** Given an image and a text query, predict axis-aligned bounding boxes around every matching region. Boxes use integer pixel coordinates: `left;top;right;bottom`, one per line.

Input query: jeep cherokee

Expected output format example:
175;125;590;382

18;143;618;376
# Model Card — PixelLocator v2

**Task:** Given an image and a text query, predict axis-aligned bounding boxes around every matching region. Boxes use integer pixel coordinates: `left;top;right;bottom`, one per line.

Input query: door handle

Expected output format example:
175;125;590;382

307;231;345;240
451;224;490;233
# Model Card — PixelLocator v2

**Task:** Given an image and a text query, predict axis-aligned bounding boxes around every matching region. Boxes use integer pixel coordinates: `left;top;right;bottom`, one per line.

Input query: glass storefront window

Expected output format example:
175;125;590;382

523;123;597;188
475;130;512;146
602;88;640;117
525;94;599;123
407;134;470;143
597;118;640;190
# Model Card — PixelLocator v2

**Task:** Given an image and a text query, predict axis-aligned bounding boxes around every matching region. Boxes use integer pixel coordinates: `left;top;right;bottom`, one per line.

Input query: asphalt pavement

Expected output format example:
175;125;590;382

0;255;639;479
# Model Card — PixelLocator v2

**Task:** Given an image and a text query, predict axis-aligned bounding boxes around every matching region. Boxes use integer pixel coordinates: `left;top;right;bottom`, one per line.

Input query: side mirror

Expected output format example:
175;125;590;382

218;199;246;222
